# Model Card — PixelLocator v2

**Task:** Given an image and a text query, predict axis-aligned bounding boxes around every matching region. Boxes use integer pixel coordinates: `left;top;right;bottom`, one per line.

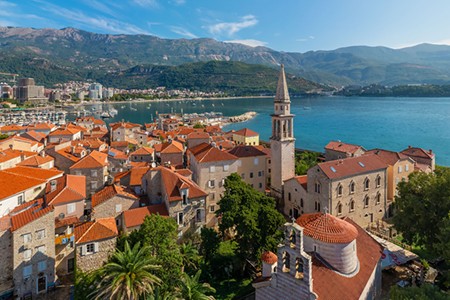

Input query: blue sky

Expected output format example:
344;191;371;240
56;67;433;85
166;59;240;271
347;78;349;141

1;0;450;52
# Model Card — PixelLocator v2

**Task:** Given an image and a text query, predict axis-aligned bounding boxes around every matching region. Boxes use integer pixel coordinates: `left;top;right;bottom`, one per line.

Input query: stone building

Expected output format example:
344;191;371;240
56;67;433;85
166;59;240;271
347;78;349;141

91;184;139;227
400;146;435;173
283;175;308;219
188;143;239;225
270;65;295;200
304;154;388;229
47;127;82;144
232;128;260;146
69;150;109;196
228;145;269;193
159;140;184;168
253;213;383;300
110;122;141;143
142;166;208;235
324;141;366;161
74;218;118;273
0;135;44;153
187;131;211;149
17;154;55;169
130;146;155;163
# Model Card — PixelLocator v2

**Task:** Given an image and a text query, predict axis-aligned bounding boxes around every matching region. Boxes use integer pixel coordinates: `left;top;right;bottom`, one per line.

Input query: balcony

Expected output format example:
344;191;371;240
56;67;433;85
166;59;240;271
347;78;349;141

55;233;74;245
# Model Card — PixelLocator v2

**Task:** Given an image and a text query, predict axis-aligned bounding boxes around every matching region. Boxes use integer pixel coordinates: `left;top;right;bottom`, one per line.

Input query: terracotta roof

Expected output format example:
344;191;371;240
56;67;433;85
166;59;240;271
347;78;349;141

365;149;412;166
26;123;55;131
261;251;278;264
108;148;128;160
55;146;81;162
215;140;235;151
48;126;80;136
0;125;26;133
10;200;54;231
122;204;169;228
67;123;88;133
401;147;434;159
130;161;150;168
0;149;30;163
55;216;79;228
233;128;259;137
295;175;308;191
325;141;365;154
153;143;163;153
17;154;53;167
92;184;138;207
130;167;150;186
0;135;39;147
70;150;108;169
45;174;86;206
110;141;129;148
296;213;358;244
78;138;106;150
75;217;118;243
21;130;47;142
2;166;63;181
189;143;238;163
228;145;268;158
175;169;193;177
317;154;387;180
177;127;195;136
205;125;222;134
187;131;210;140
157;166;208;201
160;140;184;154
311;217;383;300
131;146;154;156
110;122;141;131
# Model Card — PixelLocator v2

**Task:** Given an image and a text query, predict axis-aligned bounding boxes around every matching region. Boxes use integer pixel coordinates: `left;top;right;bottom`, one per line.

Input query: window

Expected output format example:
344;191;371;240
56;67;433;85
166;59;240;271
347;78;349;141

282;252;290;272
314;182;321;194
223;164;229;171
405;164;409;172
209;193;215;200
38;260;47;272
115;204;122;213
337;184;343;196
295;258;304;279
376;193;381;205
376;176;381;187
22;233;32;244
250;172;254;178
91;170;98;177
317;202;321;212
300;198;304;208
208;180;215;188
17;195;24;205
268;168;271;174
23;249;32;260
364;178;370;190
209;205;215;212
398;165;402;173
241;173;245;179
259;182;263;189
67;203;76;214
86;243;95;254
91;181;98;190
293;208;299;219
36;245;46;254
337;203;343;215
350;182;355;194
209;166;215;173
364;196;369;208
23;265;32;279
350;200;355;212
182;194;187;205
36;229;46;240
288;193;291;202
258;171;263;177
254;158;259;165
177;212;184;225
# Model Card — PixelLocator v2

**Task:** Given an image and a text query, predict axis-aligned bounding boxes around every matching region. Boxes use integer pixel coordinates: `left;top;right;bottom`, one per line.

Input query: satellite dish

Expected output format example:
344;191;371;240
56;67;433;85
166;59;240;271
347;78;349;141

151;162;156;168
58;213;65;219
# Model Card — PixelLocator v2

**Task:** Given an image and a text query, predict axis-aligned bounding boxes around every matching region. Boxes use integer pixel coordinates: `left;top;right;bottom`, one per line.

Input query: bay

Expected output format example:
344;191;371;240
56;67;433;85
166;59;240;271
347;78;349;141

86;96;450;166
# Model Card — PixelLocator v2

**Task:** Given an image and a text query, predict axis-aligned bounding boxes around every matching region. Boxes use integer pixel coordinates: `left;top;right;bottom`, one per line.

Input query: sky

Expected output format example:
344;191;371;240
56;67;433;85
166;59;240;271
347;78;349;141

1;0;450;52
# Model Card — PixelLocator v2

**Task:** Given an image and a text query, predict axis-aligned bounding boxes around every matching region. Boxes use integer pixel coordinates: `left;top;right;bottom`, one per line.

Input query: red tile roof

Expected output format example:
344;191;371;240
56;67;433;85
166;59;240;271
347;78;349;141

189;143;238;163
317;154;387;180
0;135;39;147
48;127;80;136
10;200;54;232
131;147;154;156
122;204;169;229
157;166;207;202
365;149;411;165
0;148;31;163
311;217;383;300
2;166;63;181
45;175;86;206
401;147;434;159
130;167;150;186
296;213;358;244
22;130;47;142
295;175;308;191
91;184;138;207
110;122;141;131
70;150;108;169
187;131;210;140
325;141;365;154
233;128;259;137
17;154;54;167
160;140;184;154
261;251;277;264
55;146;82;162
228;145;268;158
108;148;128;160
75;217;118;243
55;216;79;228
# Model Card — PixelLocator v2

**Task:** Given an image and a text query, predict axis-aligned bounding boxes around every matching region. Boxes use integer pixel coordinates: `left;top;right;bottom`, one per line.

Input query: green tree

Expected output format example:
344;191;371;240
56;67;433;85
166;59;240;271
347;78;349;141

176;270;216;300
92;241;161;300
295;151;320;175
74;270;98;300
200;228;220;263
217;173;285;265
180;242;201;274
193;123;205;129
389;284;449;300
0;134;9;140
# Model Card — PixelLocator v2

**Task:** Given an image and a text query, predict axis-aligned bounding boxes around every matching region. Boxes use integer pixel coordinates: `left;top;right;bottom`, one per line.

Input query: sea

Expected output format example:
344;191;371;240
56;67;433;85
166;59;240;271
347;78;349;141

82;96;450;166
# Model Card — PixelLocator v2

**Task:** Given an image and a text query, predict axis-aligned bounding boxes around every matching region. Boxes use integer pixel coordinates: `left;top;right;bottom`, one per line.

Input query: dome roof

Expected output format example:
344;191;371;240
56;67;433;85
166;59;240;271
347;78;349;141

261;251;278;264
296;213;358;244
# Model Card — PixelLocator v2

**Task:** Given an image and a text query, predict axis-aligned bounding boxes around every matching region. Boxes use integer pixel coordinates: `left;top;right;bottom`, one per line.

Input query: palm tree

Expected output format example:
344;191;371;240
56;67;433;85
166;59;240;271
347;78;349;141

92;241;162;300
177;270;216;300
180;242;200;274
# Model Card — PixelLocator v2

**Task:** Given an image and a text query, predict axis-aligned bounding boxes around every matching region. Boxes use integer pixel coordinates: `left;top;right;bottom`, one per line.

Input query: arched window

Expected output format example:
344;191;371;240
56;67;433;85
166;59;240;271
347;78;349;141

337;203;343;215
295;258;304;279
289;209;293;217
300;198;304;208
364;178;370;190
350;181;355;194
349;200;355;212
282;252;290;272
290;230;296;248
376;175;381;187
376;193;381;205
315;182;321;194
288;193;291;202
337;184;343;196
364;195;369;208
318;202;321;212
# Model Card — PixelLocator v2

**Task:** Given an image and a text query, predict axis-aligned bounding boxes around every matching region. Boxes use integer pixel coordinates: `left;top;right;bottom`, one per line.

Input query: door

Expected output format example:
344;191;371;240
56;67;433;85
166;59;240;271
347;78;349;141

68;258;75;273
37;276;47;293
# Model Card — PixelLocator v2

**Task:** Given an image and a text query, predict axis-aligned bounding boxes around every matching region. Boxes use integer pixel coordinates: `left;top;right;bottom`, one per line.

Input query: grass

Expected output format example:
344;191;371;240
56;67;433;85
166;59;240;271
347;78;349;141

213;278;254;300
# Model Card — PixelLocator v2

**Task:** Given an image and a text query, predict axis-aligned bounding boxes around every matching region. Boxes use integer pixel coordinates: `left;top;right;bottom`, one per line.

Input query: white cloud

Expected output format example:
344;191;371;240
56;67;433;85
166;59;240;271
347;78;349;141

224;39;267;47
132;0;158;8
296;36;315;42
171;0;186;4
0;1;16;8
207;15;258;36
81;0;120;17
171;26;197;39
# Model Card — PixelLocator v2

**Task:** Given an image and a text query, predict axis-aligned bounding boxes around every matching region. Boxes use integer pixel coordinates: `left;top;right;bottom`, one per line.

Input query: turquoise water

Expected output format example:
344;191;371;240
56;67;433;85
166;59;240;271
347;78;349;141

87;96;450;165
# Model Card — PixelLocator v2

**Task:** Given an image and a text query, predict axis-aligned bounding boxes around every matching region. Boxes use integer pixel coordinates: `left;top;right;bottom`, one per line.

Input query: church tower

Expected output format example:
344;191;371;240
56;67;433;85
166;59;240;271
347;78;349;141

270;65;295;200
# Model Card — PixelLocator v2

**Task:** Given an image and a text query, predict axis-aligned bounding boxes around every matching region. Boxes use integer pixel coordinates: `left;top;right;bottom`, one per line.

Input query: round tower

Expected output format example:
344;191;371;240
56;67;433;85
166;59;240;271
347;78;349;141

296;213;359;275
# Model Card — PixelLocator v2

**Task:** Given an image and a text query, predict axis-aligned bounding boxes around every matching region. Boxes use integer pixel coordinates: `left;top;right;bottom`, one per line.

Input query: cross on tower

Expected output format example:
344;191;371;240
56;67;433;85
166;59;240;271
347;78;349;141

323;206;329;214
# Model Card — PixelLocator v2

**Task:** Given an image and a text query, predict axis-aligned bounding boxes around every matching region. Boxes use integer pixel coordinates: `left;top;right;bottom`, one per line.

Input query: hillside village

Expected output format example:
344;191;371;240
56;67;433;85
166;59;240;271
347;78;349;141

0;66;440;299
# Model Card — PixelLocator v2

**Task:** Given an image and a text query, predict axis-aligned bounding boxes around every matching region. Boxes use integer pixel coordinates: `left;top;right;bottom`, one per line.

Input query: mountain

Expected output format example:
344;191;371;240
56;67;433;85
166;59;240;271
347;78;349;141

1;26;450;86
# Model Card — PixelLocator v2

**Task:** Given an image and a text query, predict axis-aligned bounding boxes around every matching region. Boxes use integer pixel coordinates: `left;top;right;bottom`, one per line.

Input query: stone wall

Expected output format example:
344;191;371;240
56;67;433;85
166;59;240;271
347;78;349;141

92;196;139;227
76;237;117;273
0;229;13;294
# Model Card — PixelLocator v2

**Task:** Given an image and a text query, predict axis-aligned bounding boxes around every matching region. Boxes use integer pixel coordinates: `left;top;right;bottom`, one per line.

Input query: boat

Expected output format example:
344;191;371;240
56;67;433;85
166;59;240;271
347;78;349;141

101;111;112;118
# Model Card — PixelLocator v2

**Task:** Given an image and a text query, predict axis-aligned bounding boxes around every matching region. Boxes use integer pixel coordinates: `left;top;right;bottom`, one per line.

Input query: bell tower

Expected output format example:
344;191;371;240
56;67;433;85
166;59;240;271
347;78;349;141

270;64;295;200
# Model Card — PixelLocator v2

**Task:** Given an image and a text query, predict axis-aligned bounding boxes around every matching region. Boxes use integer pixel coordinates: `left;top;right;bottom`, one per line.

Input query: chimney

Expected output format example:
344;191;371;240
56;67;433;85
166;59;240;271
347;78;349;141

20;151;24;161
408;145;411;149
429;149;433;154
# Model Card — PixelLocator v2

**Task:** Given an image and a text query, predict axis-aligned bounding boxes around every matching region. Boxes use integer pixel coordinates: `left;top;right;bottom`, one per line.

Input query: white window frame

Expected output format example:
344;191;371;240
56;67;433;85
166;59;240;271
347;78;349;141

405;164;409;172
67;203;76;214
209;166;215;173
36;229;46;240
91;169;98;177
398;166;403;173
17;194;24;205
22;233;32;244
177;212;184;225
208;180;215;188
223;164;229;171
36;245;46;254
23;249;32;261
